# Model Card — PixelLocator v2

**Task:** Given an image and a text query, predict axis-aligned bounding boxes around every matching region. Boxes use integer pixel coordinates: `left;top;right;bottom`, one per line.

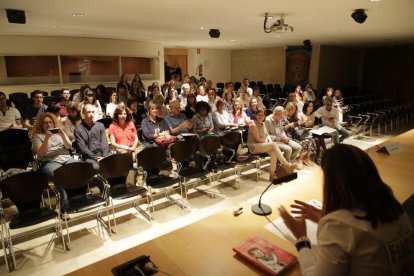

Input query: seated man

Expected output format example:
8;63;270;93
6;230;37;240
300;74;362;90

74;103;110;171
264;106;302;163
164;100;193;136
55;87;71;122
24;90;48;130
0;91;23;131
314;97;351;144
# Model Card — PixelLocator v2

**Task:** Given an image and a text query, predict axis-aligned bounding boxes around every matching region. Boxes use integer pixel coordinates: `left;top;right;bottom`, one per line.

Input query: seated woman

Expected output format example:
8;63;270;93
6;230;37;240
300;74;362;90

164;87;179;107
127;98;146;126
207;87;219;112
231;100;251;127
195;85;208;102
153;94;168;118
192;101;214;138
247;108;295;181
108;104;139;154
284;102;317;167
184;93;197;119
32;112;77;219
322;87;334;105
106;91;119;118
236;88;250;109
80;90;103;121
244;97;259;120
279;144;414;276
212;99;236;135
297;101;326;163
222;88;234;113
62;102;82;143
141;101;172;147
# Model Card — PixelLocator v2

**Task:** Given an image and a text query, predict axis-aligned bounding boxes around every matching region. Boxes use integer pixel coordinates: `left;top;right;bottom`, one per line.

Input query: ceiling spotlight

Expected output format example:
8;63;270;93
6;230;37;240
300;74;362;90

351;9;368;24
72;12;84;17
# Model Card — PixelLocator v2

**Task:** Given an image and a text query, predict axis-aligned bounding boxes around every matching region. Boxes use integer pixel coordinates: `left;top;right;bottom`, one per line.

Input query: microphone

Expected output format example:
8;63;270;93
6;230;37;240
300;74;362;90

251;172;298;216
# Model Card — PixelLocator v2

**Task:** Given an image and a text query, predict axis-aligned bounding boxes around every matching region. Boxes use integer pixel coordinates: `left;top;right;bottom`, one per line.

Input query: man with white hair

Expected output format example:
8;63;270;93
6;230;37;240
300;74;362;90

165;100;192;135
179;83;191;110
264;105;302;164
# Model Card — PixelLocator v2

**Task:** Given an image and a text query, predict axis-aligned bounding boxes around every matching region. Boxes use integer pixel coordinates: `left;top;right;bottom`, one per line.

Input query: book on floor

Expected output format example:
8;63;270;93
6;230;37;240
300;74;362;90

233;236;297;275
309;126;337;135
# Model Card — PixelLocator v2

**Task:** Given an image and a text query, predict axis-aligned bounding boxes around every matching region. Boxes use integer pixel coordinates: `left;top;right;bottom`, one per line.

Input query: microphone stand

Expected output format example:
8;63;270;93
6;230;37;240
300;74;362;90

251;172;298;216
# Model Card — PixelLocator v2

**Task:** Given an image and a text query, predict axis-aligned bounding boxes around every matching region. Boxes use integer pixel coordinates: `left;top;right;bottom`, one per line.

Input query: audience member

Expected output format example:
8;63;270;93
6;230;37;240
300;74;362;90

192;101;214;138
55;88;70;121
222;88;234;113
279;144;414;276
106;91;119;118
164;86;179;107
236;88;250;109
72;84;90;103
264;106;302;164
80;89;103;121
62;102;81;143
141;101;172;147
74;104;110;171
285;102;317;166
127;98;146;126
24;90;48;130
322;87;334;105
207;88;219;112
108;104;139;154
252;86;266;109
129;80;146;103
247;108;295;181
31;112;77;220
314;97;350;144
303;83;316;102
179;83;191;110
0;91;22;131
212;99;235;135
117;74;130;91
242;78;253;96
117;84;129;105
196;85;208;102
165;100;192;136
184;93;197;119
245;97;259;120
283;91;303;112
232;100;251;126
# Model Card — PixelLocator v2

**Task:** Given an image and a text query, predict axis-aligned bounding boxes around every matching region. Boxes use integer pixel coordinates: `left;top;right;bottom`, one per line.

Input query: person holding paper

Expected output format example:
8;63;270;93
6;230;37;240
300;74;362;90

278;144;414;276
313;97;350;144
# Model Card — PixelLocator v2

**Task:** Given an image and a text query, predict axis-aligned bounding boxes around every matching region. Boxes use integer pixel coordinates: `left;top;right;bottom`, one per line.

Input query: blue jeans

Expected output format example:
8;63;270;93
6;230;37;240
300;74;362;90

40;158;78;202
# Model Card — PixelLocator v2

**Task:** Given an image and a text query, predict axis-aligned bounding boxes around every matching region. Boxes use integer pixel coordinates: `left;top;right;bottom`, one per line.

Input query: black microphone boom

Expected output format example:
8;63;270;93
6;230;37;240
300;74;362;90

251;172;298;216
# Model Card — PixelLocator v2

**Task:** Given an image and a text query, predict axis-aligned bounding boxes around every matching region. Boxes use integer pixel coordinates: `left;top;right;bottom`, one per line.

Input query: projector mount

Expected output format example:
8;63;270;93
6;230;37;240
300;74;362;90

263;12;293;33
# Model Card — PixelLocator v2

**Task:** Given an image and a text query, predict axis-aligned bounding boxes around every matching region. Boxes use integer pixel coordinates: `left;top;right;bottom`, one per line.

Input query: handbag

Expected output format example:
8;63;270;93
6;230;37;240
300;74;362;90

154;135;175;147
291;127;310;141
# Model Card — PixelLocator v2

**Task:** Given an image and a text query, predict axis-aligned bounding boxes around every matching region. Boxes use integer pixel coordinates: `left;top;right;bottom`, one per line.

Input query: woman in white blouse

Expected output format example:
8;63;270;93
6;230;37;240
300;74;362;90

279;144;413;276
212;99;236;135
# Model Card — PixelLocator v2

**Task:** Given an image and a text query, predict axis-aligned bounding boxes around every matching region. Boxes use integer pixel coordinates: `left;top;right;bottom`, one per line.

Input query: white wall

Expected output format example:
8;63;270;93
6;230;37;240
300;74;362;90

187;48;231;85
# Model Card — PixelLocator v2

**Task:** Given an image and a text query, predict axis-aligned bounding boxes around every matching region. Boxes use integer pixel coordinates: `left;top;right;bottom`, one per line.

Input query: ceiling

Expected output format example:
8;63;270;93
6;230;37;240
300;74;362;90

1;0;414;49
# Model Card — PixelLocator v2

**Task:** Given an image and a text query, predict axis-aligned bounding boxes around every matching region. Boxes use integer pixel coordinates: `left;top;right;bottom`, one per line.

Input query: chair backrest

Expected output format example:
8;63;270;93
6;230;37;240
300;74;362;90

43;96;60;107
0;128;30;148
2;171;49;212
97;117;113;129
50;90;61;98
137;147;167;170
54;162;95;190
0;145;33;171
170;139;197;162
221;131;242;152
199;135;221;156
99;153;133;178
9;92;31;115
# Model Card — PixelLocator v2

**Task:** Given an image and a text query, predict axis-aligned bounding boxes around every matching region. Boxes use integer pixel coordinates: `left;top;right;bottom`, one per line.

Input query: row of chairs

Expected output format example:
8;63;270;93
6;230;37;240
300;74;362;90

0;128;267;271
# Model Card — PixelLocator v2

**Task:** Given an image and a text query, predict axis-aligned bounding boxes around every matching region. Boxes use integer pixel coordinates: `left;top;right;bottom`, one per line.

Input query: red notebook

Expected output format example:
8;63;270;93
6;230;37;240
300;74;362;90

233;236;297;275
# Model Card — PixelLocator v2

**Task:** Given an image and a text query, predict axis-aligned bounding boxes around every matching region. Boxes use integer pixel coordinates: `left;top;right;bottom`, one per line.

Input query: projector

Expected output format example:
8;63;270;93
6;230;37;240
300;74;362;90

263;13;293;33
270;24;293;33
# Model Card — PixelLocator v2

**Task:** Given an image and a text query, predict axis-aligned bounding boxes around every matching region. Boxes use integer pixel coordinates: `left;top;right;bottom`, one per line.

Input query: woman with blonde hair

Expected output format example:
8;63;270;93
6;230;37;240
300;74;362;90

222;88;234;113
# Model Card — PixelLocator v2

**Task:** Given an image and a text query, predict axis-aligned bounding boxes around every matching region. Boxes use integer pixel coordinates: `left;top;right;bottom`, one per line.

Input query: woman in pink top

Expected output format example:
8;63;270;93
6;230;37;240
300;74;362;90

108;104;139;154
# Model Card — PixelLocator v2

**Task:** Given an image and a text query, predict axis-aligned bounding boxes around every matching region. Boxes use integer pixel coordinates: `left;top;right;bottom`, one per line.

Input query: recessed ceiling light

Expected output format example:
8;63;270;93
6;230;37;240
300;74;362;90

72;12;84;17
51;25;58;29
273;35;281;38
200;26;206;30
370;0;381;2
230;39;237;42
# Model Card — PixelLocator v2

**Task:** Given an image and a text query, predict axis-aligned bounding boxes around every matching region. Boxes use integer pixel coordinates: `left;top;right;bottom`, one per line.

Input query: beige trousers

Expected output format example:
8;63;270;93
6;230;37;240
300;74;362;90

251;142;288;174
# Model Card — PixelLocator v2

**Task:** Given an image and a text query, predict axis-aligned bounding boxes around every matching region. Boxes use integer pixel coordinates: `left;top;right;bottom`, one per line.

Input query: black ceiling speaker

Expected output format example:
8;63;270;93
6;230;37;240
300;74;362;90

209;29;220;38
351;9;367;24
303;39;312;47
6;9;26;24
